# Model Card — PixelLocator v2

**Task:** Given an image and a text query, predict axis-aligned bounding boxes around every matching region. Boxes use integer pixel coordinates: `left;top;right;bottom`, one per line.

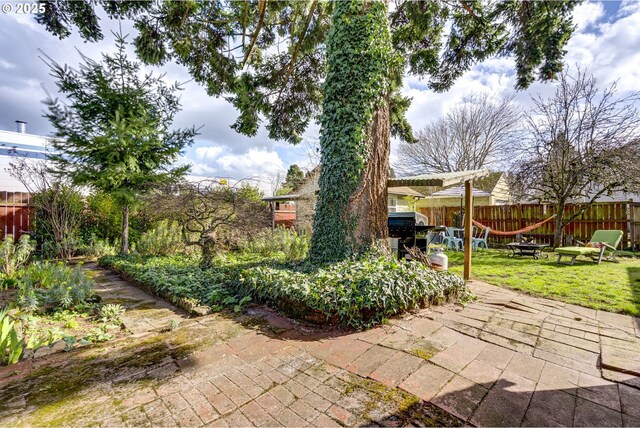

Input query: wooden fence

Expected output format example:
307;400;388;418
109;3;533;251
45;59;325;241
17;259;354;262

0;192;33;240
419;200;640;250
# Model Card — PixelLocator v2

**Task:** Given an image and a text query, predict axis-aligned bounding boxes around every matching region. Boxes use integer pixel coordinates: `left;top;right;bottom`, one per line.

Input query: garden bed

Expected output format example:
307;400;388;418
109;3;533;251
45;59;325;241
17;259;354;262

99;252;467;328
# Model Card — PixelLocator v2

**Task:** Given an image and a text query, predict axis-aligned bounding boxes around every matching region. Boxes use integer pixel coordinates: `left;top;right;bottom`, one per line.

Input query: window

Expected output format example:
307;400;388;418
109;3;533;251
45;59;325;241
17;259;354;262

388;196;397;212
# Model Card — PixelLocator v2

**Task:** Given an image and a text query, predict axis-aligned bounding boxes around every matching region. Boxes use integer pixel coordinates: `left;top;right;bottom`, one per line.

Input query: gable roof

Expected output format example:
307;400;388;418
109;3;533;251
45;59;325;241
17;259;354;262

430;185;492;198
388;187;425;198
473;172;504;193
388;169;491;187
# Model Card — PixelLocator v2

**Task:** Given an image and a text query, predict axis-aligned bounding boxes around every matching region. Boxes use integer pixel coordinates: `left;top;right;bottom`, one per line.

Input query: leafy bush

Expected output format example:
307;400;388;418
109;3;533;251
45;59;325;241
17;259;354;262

1;235;35;277
16;262;95;312
78;234;117;258
1;235;35;289
33;184;85;259
81;191;123;243
237;251;466;327
100;250;466;328
0;307;24;365
137;220;185;256
245;227;309;262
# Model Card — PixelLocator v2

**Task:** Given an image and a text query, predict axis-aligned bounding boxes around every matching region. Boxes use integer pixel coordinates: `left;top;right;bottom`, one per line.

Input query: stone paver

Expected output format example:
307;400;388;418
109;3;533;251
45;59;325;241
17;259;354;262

2;270;640;428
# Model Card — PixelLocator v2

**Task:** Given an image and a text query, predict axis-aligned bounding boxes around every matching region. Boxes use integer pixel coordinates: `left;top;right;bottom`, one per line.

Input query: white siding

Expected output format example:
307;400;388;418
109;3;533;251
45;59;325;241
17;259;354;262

0;130;50;192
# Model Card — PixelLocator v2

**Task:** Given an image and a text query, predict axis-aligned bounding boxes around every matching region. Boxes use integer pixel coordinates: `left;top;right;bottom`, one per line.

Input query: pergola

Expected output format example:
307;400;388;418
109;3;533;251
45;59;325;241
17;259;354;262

389;169;491;280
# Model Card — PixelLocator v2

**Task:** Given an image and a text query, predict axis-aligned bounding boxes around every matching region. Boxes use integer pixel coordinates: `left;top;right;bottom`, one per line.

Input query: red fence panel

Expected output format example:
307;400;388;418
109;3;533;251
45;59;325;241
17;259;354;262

0;192;33;240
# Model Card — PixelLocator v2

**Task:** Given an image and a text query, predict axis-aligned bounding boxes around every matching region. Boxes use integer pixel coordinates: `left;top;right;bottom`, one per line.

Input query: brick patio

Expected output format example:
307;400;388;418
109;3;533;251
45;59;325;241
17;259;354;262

1;265;639;427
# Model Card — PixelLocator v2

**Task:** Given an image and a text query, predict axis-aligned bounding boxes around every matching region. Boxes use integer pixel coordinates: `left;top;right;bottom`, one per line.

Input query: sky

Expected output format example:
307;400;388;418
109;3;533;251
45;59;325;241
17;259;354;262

0;1;639;195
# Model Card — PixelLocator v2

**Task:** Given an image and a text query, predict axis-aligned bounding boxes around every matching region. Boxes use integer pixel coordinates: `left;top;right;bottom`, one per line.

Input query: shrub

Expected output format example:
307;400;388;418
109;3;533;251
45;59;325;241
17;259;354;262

100;250;466;328
78;234;117;258
1;235;35;289
245;227;309;262
81;191;123;243
32;184;85;259
16;262;95;312
237;250;466;327
137;220;185;256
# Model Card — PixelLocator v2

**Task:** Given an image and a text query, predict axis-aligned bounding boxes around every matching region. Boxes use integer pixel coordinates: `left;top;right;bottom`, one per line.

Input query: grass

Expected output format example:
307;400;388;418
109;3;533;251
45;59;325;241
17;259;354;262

447;249;640;316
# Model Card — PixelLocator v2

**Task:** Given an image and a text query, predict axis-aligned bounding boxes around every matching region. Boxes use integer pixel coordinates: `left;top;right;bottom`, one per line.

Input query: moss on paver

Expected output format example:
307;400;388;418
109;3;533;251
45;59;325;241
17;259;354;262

0;265;466;427
340;371;463;426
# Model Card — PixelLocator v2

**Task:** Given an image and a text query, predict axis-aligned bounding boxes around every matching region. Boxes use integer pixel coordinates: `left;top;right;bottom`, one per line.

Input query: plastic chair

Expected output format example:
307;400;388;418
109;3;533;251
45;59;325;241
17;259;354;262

443;227;463;251
472;227;490;251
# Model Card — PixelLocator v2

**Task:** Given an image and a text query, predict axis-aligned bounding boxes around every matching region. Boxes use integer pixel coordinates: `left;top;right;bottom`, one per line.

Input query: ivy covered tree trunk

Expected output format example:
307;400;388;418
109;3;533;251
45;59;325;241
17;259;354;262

309;0;395;263
120;204;129;254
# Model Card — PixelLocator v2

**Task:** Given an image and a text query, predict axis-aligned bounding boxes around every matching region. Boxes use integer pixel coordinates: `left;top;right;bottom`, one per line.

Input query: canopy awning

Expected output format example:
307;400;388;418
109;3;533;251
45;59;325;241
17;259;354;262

387;169;491;187
262;194;301;202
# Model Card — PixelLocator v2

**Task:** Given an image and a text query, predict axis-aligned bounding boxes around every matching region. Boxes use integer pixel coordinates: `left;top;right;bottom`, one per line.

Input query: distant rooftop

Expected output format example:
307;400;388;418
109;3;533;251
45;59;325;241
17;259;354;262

388;169;491;187
430;185;492;198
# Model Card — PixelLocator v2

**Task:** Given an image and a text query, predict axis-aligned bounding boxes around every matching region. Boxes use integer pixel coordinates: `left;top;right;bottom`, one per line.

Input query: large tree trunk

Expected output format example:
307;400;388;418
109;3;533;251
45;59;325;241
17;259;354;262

120;204;129;254
347;103;390;250
308;0;393;263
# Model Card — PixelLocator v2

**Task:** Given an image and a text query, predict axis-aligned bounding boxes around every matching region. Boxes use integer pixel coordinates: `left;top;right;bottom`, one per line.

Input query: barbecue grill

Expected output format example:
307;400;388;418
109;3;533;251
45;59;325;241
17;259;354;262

388;212;432;259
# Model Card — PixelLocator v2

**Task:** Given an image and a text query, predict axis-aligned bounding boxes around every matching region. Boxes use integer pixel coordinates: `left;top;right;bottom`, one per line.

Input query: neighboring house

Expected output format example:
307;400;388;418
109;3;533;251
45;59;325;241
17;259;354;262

0;121;49;192
387;187;424;212
0;121;49;239
415;171;511;209
264;167;426;235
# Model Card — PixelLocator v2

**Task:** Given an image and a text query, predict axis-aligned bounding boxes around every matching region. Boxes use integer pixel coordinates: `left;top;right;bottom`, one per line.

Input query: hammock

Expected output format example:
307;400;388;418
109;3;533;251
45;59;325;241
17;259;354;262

472;214;556;236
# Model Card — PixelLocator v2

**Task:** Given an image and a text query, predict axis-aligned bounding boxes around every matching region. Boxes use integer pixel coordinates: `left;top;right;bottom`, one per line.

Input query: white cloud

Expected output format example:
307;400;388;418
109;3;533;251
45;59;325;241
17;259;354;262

195;146;224;159
216;148;284;175
393;1;640;174
572;2;606;31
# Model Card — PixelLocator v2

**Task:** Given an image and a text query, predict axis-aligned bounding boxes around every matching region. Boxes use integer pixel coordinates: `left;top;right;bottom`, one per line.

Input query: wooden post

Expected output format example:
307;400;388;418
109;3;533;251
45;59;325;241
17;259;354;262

270;201;275;231
464;180;473;281
630;199;636;251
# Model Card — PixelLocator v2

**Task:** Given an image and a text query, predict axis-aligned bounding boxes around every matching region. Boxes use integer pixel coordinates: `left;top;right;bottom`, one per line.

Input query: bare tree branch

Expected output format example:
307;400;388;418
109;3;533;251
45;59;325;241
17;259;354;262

395;93;522;175
514;67;640;246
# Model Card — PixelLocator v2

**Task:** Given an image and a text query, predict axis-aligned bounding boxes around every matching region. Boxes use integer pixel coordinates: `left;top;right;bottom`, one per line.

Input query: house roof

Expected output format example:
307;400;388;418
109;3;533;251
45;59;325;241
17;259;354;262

388;169;491;187
430;185;492;198
262;194;301;202
388;187;425;198
473;171;503;193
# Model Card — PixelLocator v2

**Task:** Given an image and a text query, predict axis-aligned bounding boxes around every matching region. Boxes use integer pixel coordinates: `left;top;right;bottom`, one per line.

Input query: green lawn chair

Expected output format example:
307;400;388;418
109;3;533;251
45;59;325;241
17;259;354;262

555;230;623;265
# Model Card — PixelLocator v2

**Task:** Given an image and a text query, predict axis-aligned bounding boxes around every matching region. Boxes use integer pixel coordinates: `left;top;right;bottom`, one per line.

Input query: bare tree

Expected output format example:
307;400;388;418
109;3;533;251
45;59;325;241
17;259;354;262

147;179;270;266
8;158;84;259
514;68;640;246
395;93;521;175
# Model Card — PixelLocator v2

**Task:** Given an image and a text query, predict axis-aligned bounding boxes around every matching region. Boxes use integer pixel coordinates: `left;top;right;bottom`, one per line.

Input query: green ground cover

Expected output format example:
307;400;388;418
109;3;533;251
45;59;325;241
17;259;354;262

448;249;640;316
100;252;466;328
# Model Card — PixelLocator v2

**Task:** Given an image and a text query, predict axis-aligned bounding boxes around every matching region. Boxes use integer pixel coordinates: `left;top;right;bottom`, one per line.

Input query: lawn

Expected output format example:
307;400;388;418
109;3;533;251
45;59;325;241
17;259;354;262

448;249;640;316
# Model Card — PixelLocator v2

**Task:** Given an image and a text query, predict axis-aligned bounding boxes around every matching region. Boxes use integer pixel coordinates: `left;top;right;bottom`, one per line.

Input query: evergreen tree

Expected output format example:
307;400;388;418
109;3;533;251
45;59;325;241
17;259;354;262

277;164;305;195
41;33;197;253
38;0;579;261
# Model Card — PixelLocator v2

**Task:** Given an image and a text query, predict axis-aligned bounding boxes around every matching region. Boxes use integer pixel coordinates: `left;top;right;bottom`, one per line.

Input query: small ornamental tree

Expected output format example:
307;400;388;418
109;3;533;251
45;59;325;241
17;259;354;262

42;33;197;253
147;180;270;266
515;69;640;247
38;0;579;262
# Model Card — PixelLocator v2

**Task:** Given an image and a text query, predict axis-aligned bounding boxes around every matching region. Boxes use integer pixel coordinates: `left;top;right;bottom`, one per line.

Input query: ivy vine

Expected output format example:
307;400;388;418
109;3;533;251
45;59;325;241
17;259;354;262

309;0;399;263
